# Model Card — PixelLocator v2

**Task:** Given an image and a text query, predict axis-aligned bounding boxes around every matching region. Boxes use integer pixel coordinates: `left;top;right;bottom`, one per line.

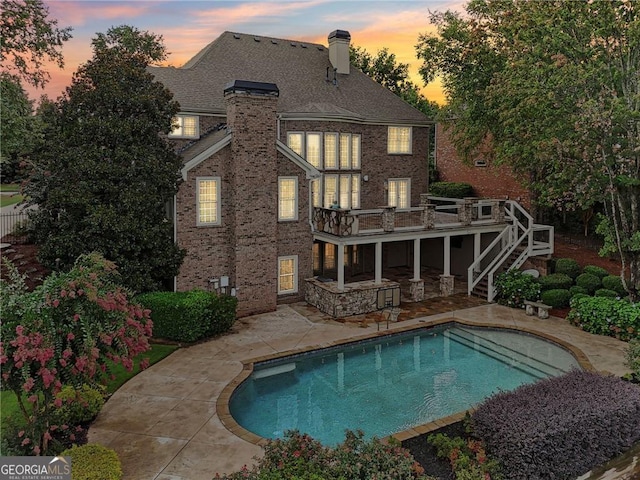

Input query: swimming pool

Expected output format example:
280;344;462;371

229;324;581;445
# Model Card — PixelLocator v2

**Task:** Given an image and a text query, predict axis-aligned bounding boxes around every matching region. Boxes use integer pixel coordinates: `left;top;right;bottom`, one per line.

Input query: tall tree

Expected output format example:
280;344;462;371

0;73;34;181
417;0;640;301
25;26;184;292
0;0;72;88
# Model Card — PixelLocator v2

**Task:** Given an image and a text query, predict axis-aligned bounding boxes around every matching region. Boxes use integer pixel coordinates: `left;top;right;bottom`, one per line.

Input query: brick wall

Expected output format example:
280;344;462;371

436;124;531;208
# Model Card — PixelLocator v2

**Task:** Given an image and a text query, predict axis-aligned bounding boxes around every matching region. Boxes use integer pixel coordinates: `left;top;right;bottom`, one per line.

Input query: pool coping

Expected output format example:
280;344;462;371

216;317;595;447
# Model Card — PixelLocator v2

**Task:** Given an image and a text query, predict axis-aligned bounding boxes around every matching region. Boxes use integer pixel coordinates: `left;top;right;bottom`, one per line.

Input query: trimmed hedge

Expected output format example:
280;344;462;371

541;289;571;308
595;288;619;298
54;384;105;425
136;290;237;342
538;273;573;291
554;258;581;279
602;275;626;296
569;285;588;297
472;371;640;480
583;265;609;280
428;181;474;198
568;296;640;341
576;273;601;294
60;444;122;480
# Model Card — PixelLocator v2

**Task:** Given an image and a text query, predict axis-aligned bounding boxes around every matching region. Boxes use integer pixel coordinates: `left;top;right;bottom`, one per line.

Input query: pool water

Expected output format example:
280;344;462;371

230;325;580;445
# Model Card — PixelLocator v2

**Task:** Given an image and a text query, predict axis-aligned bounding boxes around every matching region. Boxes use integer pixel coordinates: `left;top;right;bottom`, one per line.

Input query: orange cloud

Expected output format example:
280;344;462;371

47;1;155;27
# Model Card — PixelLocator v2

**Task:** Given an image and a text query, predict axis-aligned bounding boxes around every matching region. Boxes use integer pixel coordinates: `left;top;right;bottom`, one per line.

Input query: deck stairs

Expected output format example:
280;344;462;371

468;201;553;301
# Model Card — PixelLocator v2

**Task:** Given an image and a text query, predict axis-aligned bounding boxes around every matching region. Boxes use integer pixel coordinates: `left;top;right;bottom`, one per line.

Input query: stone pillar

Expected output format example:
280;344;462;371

492;200;506;223
409;279;425;302
440;274;455;297
381;206;396;232
422;204;436;229
420;193;431;207
458;198;474;225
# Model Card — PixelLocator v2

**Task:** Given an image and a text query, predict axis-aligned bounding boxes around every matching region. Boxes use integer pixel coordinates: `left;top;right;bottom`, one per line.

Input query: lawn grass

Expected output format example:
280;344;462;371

0;194;23;208
0;184;21;192
0;343;178;434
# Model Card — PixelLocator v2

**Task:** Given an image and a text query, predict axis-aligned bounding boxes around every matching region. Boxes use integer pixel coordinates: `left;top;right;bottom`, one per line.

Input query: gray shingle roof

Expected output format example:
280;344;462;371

150;31;430;125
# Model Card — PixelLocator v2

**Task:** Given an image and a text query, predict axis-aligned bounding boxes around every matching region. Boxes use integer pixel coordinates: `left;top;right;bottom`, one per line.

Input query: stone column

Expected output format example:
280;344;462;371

409;279;425;302
458;197;474;225
492;200;506;223
422;204;435;229
440;274;455;297
381;206;396;232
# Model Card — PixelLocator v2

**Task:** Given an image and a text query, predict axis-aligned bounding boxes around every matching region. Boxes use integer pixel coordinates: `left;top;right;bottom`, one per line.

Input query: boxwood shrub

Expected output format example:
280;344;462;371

428;181;474;198
541;289;571;308
595;288;619;298
568;296;640;341
136;290;237;342
53;384;105;425
575;272;602;294
569;285;588;297
60;444;122;480
570;293;590;304
554;258;581;279
538;273;573;291
583;265;609;280
472;371;640;480
602;275;626;296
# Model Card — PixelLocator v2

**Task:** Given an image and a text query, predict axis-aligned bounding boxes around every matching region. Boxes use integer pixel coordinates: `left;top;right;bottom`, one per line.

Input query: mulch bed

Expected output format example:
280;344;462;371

402;421;466;479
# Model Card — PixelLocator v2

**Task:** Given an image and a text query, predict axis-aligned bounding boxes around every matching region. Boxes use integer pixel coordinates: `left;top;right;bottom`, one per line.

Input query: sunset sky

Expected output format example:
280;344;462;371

27;0;465;104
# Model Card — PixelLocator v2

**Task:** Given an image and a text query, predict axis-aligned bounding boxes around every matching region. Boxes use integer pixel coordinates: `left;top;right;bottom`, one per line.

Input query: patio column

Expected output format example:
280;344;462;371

443;236;451;276
337;244;345;290
413;238;421;281
375;241;382;284
474;232;481;264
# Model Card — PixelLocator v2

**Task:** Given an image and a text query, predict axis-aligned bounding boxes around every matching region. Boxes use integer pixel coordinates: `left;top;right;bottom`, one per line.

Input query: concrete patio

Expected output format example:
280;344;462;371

88;302;632;480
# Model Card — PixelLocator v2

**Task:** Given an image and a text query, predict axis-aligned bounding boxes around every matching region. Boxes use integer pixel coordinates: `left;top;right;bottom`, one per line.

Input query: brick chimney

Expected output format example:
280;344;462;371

328;30;351;75
224;80;279;316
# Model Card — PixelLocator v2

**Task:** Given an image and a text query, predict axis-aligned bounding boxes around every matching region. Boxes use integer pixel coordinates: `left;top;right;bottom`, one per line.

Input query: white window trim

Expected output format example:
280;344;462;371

278;176;298;221
169;115;199;139
196;176;221;226
278;255;298;294
387;126;412;154
388;178;411;210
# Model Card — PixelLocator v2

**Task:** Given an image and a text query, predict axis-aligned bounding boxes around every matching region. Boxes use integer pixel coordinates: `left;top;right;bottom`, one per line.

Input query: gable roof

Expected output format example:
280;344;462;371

150;31;430;125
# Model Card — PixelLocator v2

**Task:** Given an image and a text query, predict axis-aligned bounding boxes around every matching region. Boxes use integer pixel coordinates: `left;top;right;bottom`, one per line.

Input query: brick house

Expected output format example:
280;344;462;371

151;30;553;317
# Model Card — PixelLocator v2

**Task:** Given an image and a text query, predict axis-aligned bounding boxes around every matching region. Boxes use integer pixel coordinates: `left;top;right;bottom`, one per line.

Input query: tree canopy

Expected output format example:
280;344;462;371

417;0;640;301
24;26;184;292
0;0;72;88
0;74;34;181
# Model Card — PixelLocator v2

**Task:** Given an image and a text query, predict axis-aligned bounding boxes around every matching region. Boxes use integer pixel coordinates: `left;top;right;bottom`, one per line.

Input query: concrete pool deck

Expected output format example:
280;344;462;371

88;303;632;480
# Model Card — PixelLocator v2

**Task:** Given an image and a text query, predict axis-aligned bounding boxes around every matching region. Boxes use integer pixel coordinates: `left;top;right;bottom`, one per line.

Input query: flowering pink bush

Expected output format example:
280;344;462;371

0;253;152;455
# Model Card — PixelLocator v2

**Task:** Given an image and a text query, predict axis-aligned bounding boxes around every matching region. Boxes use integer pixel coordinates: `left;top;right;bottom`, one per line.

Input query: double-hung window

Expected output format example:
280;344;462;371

324;173;360;209
170;115;199;138
388;126;412;154
278;177;298;221
196;177;221;225
278;256;298;294
306;133;322;169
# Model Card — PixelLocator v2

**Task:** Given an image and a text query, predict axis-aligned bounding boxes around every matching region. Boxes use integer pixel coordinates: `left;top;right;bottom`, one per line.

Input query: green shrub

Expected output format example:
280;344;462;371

216;430;432;479
595;288;619;298
494;270;540;308
568;296;640;341
538;273;573;291
602;275;626;296
570;293;590;305
427;433;501;480
583;265;609;280
136;290;237;342
575;273;602;294
626;339;640;381
541;289;571;308
554;258;581;279
60;444;122;480
569;285;589;297
54;384;105;425
429;181;474;198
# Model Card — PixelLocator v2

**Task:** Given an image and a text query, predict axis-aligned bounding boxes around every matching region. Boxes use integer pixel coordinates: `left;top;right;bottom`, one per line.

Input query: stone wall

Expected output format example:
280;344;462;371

305;278;400;317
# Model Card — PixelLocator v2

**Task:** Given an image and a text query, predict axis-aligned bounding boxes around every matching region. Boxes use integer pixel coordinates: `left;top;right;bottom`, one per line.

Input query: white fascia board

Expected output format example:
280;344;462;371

181;133;232;180
276;140;321;180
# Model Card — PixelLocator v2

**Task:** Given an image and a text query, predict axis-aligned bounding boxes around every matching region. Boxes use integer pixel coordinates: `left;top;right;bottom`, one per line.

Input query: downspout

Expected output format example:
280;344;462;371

276;114;281;141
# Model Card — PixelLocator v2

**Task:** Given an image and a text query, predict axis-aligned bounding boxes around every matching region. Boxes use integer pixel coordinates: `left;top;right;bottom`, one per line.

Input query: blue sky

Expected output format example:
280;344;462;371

34;1;465;102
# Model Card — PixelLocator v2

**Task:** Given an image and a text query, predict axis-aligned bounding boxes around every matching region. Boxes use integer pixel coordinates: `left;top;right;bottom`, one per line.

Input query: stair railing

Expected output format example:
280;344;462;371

468;200;534;301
